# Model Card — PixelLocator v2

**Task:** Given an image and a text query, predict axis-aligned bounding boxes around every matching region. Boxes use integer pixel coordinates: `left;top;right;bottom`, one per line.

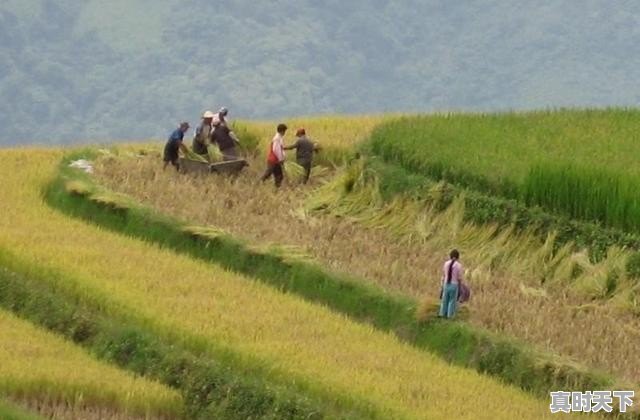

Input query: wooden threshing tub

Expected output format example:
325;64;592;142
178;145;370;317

178;157;249;175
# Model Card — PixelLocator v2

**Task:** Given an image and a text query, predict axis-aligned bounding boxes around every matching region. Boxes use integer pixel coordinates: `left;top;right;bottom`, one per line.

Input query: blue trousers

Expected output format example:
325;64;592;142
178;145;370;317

439;283;459;318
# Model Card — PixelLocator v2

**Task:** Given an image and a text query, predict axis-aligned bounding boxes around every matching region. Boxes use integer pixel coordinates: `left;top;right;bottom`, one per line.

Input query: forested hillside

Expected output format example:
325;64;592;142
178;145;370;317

1;0;639;144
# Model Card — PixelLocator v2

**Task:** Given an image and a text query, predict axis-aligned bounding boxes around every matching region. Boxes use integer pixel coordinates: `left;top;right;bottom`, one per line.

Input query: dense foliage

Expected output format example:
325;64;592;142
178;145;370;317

2;1;640;144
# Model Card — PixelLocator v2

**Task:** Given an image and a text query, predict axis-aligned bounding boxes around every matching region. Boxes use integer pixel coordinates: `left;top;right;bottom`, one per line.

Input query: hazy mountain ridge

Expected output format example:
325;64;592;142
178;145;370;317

1;0;639;144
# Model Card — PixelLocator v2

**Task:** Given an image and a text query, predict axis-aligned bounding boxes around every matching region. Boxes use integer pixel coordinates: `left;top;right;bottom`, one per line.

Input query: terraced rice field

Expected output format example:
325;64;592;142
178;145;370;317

0;306;182;419
6;110;639;418
368;109;640;231
93;148;640;386
0;148;557;419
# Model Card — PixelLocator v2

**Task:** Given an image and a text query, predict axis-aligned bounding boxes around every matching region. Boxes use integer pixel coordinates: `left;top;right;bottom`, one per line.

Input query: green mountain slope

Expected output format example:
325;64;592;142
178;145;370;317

1;0;639;144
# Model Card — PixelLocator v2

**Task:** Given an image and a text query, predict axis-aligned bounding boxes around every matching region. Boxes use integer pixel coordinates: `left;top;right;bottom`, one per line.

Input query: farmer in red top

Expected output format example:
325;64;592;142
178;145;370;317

260;123;287;187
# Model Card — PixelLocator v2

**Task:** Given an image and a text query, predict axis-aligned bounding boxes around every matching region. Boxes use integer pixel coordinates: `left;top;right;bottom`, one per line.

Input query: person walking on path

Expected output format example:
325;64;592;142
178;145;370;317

439;249;463;319
163;122;190;170
261;123;287;187
284;128;320;184
192;110;215;156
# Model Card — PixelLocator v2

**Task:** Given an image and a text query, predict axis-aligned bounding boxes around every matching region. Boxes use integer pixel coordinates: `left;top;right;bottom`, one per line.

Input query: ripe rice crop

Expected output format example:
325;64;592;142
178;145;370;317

368;109;640;232
94;149;640;384
0;308;182;419
242;114;394;165
0;148;553;419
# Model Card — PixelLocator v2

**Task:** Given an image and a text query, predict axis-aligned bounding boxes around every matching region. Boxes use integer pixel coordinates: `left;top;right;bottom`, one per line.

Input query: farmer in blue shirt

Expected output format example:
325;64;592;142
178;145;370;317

163;122;190;170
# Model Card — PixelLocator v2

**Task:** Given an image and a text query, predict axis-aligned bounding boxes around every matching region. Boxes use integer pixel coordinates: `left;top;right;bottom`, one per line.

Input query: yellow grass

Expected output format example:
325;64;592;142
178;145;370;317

15;400;167;420
103;115;393;166
0;308;182;419
0;147;555;419
242;114;394;156
93;149;640;385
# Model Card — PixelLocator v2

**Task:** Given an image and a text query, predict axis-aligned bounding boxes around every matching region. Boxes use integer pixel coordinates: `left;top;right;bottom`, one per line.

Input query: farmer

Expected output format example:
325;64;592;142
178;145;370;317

284;128;320;184
163;122;190;170
260;123;287;187
439;249;463;319
211;118;241;160
192;110;215;156
213;107;229;127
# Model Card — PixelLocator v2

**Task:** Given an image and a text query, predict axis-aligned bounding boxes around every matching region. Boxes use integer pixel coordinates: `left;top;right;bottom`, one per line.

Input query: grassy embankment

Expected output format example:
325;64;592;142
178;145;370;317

0;148;558;419
0;399;41;420
0;306;182;419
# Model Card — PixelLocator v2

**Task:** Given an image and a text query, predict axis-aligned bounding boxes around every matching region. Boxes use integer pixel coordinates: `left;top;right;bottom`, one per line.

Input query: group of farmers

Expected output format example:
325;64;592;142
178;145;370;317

164;110;469;318
163;108;319;186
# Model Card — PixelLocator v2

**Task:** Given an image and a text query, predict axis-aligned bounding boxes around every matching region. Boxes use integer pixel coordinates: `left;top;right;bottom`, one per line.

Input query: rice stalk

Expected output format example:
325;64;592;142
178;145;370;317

184;150;208;163
284;161;305;180
207;144;223;162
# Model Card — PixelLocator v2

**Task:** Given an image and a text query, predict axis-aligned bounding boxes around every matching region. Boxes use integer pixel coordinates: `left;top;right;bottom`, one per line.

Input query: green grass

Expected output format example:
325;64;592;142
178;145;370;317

0;400;41;420
368;108;640;232
365;157;640;261
45;151;618;401
522;163;640;232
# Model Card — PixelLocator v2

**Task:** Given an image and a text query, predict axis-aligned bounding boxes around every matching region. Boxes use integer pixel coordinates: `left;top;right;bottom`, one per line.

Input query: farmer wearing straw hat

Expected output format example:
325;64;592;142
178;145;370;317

284;128;320;184
192;110;215;156
163;122;190;170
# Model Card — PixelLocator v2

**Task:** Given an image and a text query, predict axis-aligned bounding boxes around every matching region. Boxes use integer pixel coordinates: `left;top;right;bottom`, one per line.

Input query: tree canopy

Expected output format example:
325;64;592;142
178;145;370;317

1;0;639;145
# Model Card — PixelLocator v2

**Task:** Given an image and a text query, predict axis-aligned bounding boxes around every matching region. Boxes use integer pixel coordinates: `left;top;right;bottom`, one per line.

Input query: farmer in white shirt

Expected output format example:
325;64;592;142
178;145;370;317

260;123;287;187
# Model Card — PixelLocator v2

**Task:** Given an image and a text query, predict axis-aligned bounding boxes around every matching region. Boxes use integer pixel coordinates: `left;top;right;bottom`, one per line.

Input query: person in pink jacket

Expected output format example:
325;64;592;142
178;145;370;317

439;249;463;318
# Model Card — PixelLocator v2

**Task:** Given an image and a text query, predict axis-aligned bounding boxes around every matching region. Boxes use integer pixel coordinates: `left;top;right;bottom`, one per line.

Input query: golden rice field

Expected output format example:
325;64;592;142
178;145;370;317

0;306;182;420
0;148;556;419
240;114;394;160
93;148;640;386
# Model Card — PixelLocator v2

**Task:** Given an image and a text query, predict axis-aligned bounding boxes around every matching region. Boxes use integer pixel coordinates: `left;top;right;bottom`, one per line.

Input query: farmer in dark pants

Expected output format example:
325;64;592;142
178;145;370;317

284;128;319;184
192;111;215;156
261;123;287;187
212;120;241;160
163;122;190;170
